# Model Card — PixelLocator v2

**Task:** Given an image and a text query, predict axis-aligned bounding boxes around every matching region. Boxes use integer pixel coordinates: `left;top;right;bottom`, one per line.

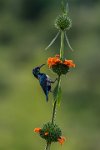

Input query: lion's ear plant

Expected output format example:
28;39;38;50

32;1;75;150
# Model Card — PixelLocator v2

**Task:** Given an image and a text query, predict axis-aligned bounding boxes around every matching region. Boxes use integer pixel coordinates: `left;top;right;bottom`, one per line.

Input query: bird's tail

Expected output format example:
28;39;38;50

46;94;48;102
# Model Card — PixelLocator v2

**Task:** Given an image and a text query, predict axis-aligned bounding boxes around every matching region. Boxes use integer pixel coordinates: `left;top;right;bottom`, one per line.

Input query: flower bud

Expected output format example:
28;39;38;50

55;14;72;31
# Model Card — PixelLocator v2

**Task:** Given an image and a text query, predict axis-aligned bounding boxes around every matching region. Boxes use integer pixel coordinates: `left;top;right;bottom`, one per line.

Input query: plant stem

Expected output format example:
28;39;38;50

51;75;60;124
45;76;61;150
60;30;64;60
44;25;64;150
44;28;63;150
45;142;51;150
51;100;57;124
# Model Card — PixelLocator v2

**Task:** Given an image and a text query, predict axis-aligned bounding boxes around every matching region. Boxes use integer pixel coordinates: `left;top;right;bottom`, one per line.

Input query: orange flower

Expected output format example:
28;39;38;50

58;136;66;145
63;60;75;67
44;132;49;136
47;56;61;68
47;54;75;68
34;128;41;133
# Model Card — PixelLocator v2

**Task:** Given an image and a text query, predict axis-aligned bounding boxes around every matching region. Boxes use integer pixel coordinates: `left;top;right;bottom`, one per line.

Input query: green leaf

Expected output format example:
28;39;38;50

53;79;62;105
57;85;62;106
65;32;73;51
45;32;60;50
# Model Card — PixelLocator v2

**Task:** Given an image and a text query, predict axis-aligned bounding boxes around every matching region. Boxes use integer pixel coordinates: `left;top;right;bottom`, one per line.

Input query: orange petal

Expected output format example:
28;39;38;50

58;136;66;145
44;132;49;136
64;60;75;67
34;128;41;133
47;56;61;67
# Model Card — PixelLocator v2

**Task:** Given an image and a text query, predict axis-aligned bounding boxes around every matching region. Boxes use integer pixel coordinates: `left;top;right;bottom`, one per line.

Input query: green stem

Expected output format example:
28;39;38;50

45;142;51;150
51;76;60;124
60;31;64;60
44;30;63;150
51;100;57;124
45;76;61;150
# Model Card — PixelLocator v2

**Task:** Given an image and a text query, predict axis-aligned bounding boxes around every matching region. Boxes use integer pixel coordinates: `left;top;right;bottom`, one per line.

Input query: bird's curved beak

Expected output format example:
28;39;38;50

39;64;45;68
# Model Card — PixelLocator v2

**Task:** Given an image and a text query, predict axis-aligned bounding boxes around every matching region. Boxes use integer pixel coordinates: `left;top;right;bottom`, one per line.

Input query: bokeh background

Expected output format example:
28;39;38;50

0;0;100;150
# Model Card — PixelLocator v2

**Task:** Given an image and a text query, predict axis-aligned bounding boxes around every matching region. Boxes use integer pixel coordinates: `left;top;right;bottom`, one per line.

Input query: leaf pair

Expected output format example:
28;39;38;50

45;31;73;51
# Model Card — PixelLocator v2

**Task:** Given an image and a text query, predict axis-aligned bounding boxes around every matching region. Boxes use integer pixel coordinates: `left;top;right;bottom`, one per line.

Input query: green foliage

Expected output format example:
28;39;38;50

53;78;62;105
61;0;69;15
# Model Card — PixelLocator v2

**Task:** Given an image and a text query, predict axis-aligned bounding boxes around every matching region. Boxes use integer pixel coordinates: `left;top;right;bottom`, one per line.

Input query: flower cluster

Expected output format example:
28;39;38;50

47;54;75;76
34;122;66;145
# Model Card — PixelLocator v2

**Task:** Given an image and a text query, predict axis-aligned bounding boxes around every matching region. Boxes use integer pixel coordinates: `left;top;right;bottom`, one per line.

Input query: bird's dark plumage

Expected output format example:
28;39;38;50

32;64;53;101
38;73;51;101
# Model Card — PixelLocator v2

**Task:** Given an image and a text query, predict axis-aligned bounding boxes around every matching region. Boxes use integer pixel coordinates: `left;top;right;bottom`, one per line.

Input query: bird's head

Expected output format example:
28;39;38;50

32;64;45;78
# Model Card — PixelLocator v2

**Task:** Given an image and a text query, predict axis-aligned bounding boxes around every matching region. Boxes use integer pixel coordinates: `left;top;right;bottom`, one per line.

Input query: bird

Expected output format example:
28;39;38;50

32;64;56;101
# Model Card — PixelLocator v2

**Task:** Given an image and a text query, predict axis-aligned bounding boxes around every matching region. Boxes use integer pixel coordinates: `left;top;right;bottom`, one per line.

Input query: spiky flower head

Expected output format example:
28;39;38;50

55;14;72;31
34;122;66;144
40;122;62;143
55;1;72;31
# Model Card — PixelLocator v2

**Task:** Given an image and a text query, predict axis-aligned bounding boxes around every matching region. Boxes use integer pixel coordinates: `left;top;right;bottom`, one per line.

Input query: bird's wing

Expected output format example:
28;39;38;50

39;74;51;100
39;74;48;92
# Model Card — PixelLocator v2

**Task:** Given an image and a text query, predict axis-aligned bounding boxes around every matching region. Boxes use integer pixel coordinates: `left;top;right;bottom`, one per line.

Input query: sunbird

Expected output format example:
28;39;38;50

32;64;57;101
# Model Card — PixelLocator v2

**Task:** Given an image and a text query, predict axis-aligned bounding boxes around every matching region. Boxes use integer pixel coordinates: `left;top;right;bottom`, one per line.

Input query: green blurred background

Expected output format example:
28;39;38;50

0;0;100;150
